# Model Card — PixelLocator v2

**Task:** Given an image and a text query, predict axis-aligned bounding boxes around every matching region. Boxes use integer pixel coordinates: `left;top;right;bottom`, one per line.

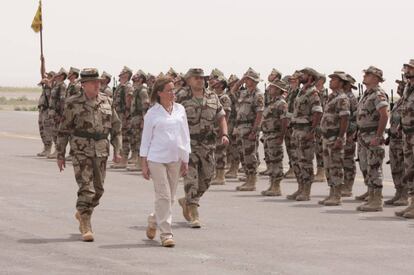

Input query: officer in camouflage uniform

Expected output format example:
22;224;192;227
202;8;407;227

341;74;359;197
127;70;150;172
385;79;408;206
260;80;288;196
224;74;241;179
110;66;134;169
314;73;327;182
287;68;323;201
37;71;55;157
318;72;350;206
211;75;232;185
146;73;156;98
66;67;82;98
284;72;301;179
356;66;389;212
56;68;122;241
260;69;282;176
48;68;68;159
396;59;414;218
231;68;264;191
208;68;225;90
100;71;113;98
176;68;229;228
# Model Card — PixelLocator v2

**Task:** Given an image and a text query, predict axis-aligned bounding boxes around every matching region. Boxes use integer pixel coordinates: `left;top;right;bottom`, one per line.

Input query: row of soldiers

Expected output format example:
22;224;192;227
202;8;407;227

37;60;414;231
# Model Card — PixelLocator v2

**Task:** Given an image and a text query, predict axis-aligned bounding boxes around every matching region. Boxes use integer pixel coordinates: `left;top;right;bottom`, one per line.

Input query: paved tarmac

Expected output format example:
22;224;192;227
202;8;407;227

0;111;412;275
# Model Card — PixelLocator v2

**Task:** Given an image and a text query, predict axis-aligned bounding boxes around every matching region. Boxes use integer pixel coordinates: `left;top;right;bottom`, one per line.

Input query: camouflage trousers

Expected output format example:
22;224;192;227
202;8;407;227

264;134;284;182
237;127;259;175
402;133;414;194
322;138;345;186
184;146;215;206
357;137;384;188
343;136;356;185
129;116;143;155
120;114;131;158
262;133;270;165
215;139;228;169
38;109;53;147
291;129;314;185
315;130;324;168
389;138;404;188
226;122;239;164
284;127;294;167
72;154;107;215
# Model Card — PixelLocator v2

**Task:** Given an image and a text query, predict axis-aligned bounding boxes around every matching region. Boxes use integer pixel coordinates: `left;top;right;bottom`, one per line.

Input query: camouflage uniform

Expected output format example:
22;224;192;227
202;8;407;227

100;71;113;98
176;87;225;206
130;83;150;159
113;79;134;160
261;93;287;183
288;78;323;201
320;88;350;192
65;81;81;98
285;86;300;175
401;83;414;196
214;90;232;170
49;78;67;145
314;89;326;174
37;82;53;152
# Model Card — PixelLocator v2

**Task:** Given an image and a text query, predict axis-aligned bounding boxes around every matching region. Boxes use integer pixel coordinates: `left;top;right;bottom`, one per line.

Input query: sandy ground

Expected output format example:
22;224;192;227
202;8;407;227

0;111;412;275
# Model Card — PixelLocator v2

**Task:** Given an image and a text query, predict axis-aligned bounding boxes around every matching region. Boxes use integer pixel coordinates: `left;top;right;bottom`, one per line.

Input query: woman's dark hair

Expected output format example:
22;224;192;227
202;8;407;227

150;77;173;103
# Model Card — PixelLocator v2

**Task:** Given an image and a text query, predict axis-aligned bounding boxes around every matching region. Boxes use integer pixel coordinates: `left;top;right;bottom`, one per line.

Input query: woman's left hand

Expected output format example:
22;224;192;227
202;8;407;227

180;162;189;177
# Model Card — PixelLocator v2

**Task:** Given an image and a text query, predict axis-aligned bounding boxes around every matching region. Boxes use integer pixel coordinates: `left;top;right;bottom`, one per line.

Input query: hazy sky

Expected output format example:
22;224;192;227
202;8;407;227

1;0;412;93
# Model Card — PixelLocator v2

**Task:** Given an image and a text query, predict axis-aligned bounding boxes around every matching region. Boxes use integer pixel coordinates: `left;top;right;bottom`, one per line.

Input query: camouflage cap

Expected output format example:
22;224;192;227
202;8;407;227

404;59;414;69
56;67;68;78
345;73;357;89
147;73;155;80
281;75;291;83
80;68;102;83
47;71;56;77
363;66;385;82
157;72;165;79
185;68;205;79
210;68;224;79
244;67;262;82
217;74;228;84
328;71;349;82
228;74;239;85
101;71;112;80
270;68;282;78
132;69;147;81
269;80;288;92
68;67;80;78
300;67;319;79
167;67;178;77
289;71;302;80
118;66;133;77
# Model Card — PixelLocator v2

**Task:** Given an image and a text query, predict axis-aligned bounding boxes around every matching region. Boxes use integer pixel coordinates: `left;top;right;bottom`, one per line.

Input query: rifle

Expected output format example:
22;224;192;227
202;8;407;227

112;77;117;94
357;83;362;101
390;89;394;110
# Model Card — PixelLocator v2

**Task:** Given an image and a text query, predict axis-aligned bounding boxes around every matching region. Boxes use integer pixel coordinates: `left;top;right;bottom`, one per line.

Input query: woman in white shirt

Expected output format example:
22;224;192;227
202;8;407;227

140;77;190;247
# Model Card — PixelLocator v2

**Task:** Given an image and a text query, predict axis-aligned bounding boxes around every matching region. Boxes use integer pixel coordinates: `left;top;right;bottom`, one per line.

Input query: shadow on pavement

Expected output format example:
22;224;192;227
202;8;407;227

208;189;235;193
359;216;406;222
323;209;357;214
233;194;263;198
18;234;80;244
290;203;321;208
99;240;159;249
260;198;294;203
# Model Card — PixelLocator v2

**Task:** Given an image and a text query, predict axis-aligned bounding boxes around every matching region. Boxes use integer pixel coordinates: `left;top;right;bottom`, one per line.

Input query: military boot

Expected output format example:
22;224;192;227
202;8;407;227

261;179;282;196
284;167;296;179
80;213;94;242
238;176;247;182
211;169;226;185
238;174;257;191
357;188;383;212
355;187;369;201
356;187;373;210
395;196;414;217
128;151;139;164
178;197;191;221
313;167;326;182
47;150;58;159
286;183;304;200
384;187;402;206
37;145;51;157
126;157;142;172
324;185;342;206
110;155;128;169
318;186;334;205
296;183;312;201
188;204;201;228
341;180;354;197
225;161;239;179
75;211;82;233
394;186;409;206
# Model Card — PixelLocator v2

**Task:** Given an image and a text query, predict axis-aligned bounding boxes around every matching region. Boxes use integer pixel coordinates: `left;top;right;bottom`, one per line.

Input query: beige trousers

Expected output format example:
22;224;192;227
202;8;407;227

147;160;181;241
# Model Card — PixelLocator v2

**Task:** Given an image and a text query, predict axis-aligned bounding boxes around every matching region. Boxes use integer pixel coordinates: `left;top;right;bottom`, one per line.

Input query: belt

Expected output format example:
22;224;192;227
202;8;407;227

190;132;216;141
236;120;254;126
322;129;340;139
262;128;281;134
73;130;109;140
403;127;414;135
358;126;377;133
292;122;311;129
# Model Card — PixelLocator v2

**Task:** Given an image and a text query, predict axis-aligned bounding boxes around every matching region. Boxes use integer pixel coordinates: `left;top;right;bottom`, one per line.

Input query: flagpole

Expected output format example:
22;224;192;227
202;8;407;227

39;0;45;78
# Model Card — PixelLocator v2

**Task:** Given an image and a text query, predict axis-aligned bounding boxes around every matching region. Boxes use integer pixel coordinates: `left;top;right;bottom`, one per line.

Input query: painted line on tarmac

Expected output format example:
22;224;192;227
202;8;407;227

0;131;40;140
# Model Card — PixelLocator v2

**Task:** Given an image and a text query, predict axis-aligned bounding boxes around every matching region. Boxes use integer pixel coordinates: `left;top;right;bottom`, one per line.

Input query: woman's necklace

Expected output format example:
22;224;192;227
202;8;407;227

162;103;173;114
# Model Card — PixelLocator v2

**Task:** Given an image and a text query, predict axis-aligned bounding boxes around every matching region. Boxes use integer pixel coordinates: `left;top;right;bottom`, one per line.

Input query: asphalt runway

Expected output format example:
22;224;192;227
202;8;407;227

0;111;412;275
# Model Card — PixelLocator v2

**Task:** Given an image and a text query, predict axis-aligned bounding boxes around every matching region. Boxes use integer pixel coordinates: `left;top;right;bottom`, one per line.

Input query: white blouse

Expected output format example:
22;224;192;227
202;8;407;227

140;102;191;163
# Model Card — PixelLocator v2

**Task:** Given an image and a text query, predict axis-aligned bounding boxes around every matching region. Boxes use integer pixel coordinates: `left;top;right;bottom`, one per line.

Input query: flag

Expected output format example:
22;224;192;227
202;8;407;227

31;1;42;33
